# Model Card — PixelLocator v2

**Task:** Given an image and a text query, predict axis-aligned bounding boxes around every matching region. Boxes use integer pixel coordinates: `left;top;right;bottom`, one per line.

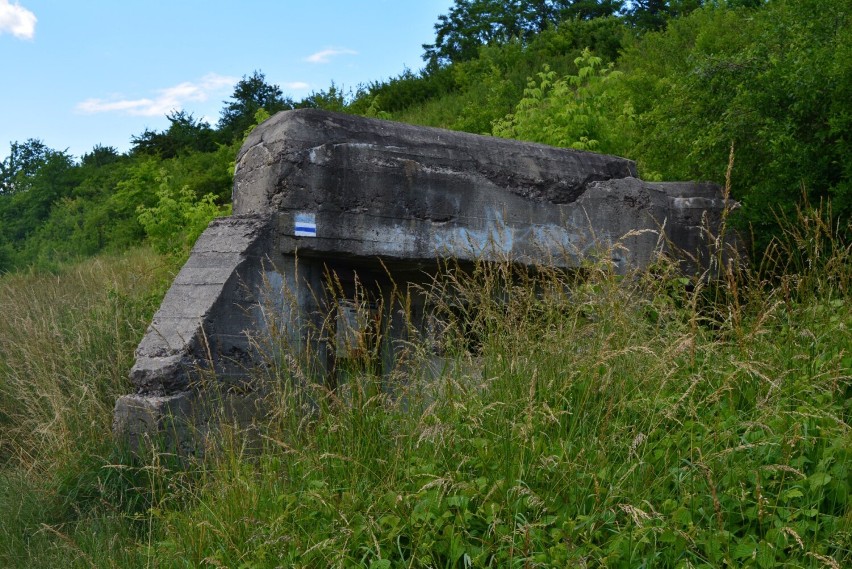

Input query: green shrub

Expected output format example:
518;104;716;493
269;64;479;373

137;172;231;255
493;48;636;156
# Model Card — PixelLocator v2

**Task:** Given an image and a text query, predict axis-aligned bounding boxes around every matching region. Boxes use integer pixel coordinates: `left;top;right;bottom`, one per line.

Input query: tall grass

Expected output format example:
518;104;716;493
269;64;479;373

0;248;175;467
0;248;178;567
1;208;849;567
149;206;849;567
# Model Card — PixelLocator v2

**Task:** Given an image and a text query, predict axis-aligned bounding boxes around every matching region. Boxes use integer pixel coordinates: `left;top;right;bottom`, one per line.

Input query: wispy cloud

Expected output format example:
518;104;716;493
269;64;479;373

0;0;36;39
76;73;237;117
283;81;310;91
304;48;357;64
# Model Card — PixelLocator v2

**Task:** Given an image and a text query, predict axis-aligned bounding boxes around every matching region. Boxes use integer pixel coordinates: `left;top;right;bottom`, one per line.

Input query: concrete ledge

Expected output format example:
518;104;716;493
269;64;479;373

113;392;198;455
114;390;266;456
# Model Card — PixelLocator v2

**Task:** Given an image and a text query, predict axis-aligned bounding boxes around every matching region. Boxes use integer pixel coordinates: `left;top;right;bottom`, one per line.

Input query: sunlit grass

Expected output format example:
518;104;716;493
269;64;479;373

0;248;178;567
1;207;849;567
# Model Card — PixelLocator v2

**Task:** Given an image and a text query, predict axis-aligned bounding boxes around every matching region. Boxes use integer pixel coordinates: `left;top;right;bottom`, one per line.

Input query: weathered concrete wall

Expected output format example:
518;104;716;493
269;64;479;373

114;109;736;452
233;108;638;215
235;109;727;269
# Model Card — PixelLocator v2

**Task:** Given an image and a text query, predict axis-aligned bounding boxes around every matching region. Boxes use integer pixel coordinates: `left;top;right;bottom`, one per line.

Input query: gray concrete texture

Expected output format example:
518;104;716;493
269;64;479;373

114;109;737;452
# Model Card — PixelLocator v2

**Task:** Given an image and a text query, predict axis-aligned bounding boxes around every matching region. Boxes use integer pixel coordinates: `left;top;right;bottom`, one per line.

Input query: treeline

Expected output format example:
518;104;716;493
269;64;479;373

1;0;849;272
0;72;284;273
0;68;374;273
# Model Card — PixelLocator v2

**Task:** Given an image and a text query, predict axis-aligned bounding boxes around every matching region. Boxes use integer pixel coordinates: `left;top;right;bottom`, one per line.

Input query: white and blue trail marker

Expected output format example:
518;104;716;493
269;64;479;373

294;213;317;237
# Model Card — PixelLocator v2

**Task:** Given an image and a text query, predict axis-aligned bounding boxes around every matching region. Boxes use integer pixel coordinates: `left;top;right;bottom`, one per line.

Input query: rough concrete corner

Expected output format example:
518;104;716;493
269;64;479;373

114;214;275;449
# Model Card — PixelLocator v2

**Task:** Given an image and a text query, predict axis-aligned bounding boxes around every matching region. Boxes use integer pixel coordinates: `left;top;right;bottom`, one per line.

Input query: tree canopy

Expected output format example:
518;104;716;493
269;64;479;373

0;0;848;273
0;139;52;195
423;0;624;67
218;71;294;142
131;111;218;158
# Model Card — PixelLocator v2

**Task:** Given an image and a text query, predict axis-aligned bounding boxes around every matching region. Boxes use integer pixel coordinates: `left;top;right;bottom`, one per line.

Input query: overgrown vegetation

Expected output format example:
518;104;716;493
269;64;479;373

1;1;850;566
3;1;849;271
0;249;179;566
1;205;849;567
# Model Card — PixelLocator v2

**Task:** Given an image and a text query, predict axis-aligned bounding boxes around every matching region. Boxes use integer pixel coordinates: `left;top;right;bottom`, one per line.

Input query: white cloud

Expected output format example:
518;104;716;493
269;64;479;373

283;81;310;91
76;73;237;117
0;0;36;39
304;48;357;64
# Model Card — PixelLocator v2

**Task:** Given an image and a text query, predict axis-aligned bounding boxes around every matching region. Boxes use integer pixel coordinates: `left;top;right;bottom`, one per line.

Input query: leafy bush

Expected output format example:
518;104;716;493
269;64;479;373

618;0;852;249
493;48;636;155
137;172;231;255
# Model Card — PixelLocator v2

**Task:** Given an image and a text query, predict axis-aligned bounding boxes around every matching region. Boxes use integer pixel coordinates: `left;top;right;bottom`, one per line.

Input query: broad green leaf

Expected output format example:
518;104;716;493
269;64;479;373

809;472;832;489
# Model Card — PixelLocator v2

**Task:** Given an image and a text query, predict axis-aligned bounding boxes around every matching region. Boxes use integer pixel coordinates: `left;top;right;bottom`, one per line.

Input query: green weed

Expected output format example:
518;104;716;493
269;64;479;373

1;208;849;567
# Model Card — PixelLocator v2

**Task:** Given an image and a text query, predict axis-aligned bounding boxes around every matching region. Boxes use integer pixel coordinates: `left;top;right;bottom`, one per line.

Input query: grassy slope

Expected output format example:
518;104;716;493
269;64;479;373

0;213;849;568
0;249;179;567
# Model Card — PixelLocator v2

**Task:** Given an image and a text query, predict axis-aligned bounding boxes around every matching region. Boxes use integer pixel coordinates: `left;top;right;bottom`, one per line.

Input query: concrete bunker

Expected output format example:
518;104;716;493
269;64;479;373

114;109;736;452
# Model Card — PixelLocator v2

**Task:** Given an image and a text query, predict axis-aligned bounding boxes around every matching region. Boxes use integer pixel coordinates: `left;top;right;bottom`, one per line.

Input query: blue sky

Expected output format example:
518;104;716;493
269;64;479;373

0;0;453;159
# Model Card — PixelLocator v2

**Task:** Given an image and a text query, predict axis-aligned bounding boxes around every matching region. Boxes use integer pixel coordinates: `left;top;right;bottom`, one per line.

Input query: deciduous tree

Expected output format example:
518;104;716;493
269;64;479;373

423;1;623;68
131;111;217;158
218;71;293;142
621;0;706;31
619;0;850;247
0;139;51;195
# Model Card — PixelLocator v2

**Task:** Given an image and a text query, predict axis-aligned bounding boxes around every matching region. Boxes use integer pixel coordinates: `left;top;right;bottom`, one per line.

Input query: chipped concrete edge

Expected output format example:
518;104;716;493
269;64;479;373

113;214;273;452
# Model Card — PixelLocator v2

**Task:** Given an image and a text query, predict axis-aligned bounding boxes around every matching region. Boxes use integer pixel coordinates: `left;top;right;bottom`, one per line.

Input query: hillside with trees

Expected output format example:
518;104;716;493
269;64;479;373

1;0;849;272
0;1;850;567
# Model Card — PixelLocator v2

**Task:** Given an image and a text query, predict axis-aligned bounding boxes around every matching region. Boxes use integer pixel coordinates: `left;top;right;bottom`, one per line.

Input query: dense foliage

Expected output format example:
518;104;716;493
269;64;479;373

617;0;851;250
421;0;625;68
2;0;847;273
0;73;272;272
